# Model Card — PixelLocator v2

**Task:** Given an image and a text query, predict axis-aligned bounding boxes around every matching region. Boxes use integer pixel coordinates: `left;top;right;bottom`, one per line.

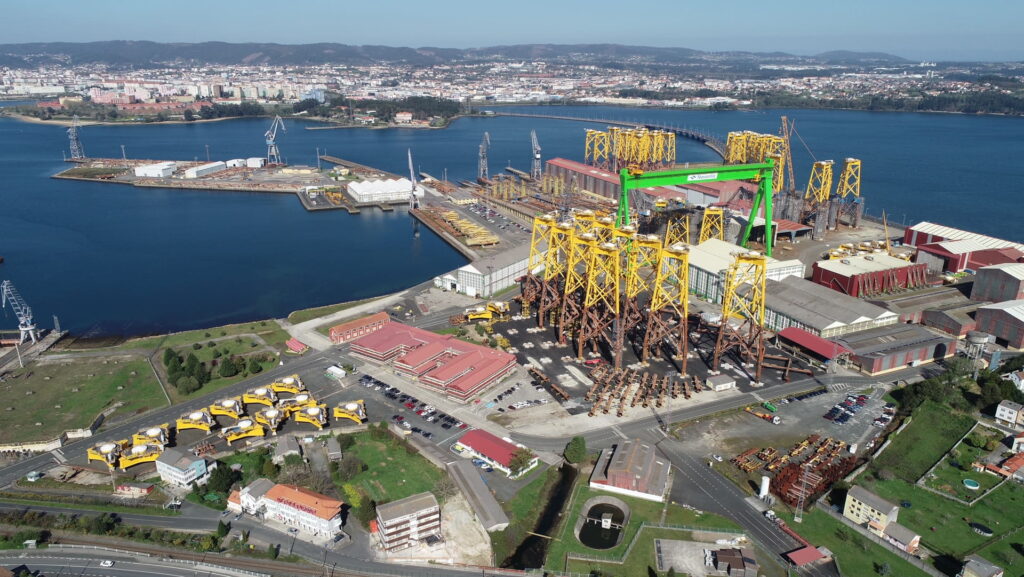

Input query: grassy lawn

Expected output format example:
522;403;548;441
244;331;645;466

923;435;1003;502
0;358;167;444
176;337;263;364
221;448;274;486
862;477;1024;557
872;400;975;482
59;166;128;178
287;297;382;325
489;466;561;565
777;509;931;577
102;320;291;352
341;432;442;504
544;483;741;572
976;537;1024;575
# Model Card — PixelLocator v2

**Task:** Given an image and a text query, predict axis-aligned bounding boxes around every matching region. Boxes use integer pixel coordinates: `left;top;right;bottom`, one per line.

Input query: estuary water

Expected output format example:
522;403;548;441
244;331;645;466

0;105;1021;337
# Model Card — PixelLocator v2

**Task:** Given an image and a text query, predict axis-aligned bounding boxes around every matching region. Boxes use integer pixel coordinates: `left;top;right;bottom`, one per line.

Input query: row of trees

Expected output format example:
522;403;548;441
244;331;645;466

293;95;461;123
162;346;267;395
0;509;221;552
893;356;1024;414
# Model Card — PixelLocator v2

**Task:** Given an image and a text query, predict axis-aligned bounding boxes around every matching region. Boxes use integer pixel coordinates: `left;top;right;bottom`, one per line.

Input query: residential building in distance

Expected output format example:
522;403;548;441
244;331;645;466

842;486;920;554
958;554;1005;577
235;479;344;537
329;311;391;344
454;430;537;478
589;439;671;502
155;447;213;487
995;400;1024;428
1002;370;1024;394
374;492;441;552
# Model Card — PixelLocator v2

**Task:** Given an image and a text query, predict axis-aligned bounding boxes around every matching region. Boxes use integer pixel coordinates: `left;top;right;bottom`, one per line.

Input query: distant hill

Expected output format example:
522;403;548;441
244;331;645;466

0;40;910;68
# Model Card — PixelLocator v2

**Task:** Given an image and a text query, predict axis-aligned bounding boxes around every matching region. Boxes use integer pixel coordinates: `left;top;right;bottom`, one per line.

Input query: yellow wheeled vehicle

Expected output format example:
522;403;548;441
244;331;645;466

87;440;129;469
295;405;329;430
176;409;215;432
333;400;366;424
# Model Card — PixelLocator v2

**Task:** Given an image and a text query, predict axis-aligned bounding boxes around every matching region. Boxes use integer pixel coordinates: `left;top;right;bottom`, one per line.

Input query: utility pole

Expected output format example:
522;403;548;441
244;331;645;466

205;144;210;162
120;144;128;170
316;147;321;171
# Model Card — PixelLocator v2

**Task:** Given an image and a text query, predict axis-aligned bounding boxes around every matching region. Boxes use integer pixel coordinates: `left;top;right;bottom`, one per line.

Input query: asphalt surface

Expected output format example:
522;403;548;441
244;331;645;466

0;553;240;577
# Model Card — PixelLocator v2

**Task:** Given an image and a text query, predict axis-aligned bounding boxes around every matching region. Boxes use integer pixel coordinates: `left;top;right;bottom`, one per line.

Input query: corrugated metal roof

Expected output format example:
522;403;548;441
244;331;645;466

910;222;1024;252
932;239;989;255
778;327;851;359
979;299;1024;324
980;262;1024;280
815;253;915;276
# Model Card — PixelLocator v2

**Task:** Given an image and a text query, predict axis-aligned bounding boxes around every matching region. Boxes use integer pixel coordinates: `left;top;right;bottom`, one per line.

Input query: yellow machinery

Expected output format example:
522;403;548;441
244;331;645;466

254;407;284;433
131;424;169;447
270;375;305;394
117;443;163;471
295;405;329;430
334;400;367;424
87;440;129;469
465;306;493;321
277;392;318;416
698;208;724;243
242;386;277;407
222;419;265;445
805;160;835;204
721;252;767;326
209;397;244;420
465;301;510;322
176;409;215;432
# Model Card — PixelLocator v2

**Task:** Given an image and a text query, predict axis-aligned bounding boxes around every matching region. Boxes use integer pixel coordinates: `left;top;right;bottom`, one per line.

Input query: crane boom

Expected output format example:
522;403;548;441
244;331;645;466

530;130;542;180
407;148;419;210
478;132;490;182
1;280;39;344
265;116;286;165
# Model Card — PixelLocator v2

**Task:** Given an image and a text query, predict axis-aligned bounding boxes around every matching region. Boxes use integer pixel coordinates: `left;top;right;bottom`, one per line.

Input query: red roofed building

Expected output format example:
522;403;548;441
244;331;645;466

351;322;516;402
777;327;852;362
456;429;538;478
285;338;309;354
785;546;825;566
329;311;391;344
249;481;344;537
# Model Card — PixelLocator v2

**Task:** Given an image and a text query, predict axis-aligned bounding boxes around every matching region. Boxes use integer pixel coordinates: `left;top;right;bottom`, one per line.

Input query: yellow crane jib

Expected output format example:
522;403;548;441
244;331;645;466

209;397;245;420
269;375;305;394
117;443;163;471
87;440;129;469
242;386;278;407
295;405;329;430
254;408;285;432
222;419;265;445
176;409;215;432
131;424;169;447
334;400;367;424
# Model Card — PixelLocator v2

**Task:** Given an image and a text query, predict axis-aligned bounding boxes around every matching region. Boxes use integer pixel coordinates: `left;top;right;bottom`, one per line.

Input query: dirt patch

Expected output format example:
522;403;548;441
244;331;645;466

442;492;492;565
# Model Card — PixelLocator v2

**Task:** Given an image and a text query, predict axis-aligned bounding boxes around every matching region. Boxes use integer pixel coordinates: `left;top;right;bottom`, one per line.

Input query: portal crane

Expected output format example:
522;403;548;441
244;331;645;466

478;132;490;182
1;280;39;344
407;148;419;210
530;130;542;180
265;115;286;165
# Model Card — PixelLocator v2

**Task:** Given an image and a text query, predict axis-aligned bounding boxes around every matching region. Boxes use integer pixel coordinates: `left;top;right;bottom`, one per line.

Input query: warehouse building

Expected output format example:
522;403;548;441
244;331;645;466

183;161;226;179
589;439;670;502
545;158;678;202
811;254;928;298
868;285;972;324
689;238;804;303
346;178;424;205
762;276;898;338
351;322;517;402
834;324;957;375
975;300;1024;349
446;460;509;532
903;221;1024;252
329;311;391;344
375;492;441;552
435;244;531;298
921;302;981;337
972;263;1024;303
915;239;991;273
133;161;176;178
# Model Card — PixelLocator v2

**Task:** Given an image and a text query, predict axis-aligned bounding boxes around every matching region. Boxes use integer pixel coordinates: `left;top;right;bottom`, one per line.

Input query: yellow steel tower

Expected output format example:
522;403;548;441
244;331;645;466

521;213;556;317
614;230;660;368
664;215;690;247
836;158;861;198
641;242;690;373
725;131;749;164
585;129;610;168
699;208;725;243
577;240;620;360
557;231;597;344
804;160;835;204
712;252;768;381
538;218;575;327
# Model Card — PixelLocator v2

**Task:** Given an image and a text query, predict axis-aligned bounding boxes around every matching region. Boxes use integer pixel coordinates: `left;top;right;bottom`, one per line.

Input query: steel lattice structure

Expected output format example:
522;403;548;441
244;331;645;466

698;208;725;243
712;252;768;382
640;242;690;373
804;160;835;204
664;215;690;247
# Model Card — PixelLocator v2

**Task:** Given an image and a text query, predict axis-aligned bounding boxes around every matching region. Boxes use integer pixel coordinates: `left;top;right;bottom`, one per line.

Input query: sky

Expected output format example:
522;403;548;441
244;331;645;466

5;0;1022;61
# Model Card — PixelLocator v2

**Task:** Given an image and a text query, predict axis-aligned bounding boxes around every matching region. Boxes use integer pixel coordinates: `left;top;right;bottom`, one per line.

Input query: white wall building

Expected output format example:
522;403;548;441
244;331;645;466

154;447;213;487
184;161;226;179
435;244;532;298
995;400;1023;428
688;238;804;303
235;479;343;537
133;162;176;178
347;178;424;204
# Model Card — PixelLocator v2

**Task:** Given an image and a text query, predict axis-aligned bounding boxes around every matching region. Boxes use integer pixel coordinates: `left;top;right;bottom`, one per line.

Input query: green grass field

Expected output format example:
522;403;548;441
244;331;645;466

863;477;1024;557
924;445;1003;502
176;337;263;363
165;357;278;404
0;358;167;444
544;483;741;572
872;400;975;482
975;537;1024;575
100;320;291;352
342;432;442;504
777;510;931;577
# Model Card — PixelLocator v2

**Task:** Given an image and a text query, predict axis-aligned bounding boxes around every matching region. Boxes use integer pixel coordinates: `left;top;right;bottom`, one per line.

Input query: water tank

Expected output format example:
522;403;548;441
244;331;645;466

265;409;279;418
146;427;162;437
759;475;771;499
967;331;990;345
307;407;321;416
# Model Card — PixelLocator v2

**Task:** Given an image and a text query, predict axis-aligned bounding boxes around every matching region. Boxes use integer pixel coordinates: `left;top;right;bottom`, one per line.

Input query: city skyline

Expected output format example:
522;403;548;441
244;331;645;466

4;0;1022;62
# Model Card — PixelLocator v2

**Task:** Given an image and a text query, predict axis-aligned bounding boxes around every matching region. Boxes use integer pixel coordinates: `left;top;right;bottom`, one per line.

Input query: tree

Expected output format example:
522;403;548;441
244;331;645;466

433;473;458;503
335;455;365;482
267;543;279;559
564;436;587;464
218;357;239;378
183;108;195;121
247;357;263;374
163;348;178;366
508;447;535;477
261;459;280;479
875;561;891;576
207;464;240;494
216;520;230;538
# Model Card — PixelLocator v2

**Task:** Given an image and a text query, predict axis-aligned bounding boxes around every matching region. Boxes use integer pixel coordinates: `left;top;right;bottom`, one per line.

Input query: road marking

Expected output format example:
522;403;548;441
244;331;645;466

51;449;67;463
610;425;627;440
750;392;763;402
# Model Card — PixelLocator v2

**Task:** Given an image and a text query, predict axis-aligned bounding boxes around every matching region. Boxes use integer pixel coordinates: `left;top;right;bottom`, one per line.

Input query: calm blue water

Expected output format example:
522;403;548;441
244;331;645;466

1;105;1021;337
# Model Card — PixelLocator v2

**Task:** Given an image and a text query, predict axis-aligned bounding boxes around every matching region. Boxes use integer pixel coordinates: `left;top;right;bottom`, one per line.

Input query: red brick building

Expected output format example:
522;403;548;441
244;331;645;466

811;254;928;298
329;311;390;344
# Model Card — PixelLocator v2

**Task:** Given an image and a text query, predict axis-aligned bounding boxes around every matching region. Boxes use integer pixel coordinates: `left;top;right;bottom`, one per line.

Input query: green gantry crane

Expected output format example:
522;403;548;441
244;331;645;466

616;159;777;256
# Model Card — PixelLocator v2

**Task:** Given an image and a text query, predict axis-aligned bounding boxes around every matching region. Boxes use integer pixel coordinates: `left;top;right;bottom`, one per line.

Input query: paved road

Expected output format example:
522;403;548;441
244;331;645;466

0;553;239;577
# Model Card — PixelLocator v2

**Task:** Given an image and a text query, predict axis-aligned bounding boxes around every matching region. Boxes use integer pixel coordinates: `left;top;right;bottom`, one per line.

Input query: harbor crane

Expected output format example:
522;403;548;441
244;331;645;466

67;115;85;160
530;130;542;180
1;280;39;344
265;115;286;165
407;149;420;210
477;132;490;182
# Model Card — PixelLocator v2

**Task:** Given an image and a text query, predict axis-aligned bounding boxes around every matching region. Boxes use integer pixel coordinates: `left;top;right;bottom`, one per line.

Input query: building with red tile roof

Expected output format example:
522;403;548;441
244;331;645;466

351;322;517;402
242;481;344;537
329;311;391;344
455;429;537;478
